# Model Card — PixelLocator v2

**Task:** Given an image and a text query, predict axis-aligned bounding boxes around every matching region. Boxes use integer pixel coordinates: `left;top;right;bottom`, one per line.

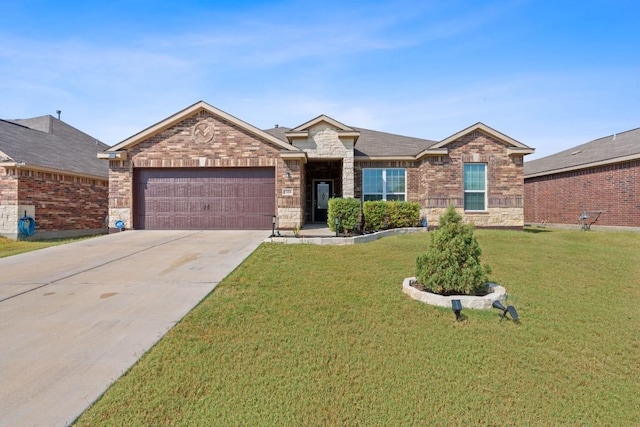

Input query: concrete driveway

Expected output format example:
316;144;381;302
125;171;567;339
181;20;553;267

0;230;267;427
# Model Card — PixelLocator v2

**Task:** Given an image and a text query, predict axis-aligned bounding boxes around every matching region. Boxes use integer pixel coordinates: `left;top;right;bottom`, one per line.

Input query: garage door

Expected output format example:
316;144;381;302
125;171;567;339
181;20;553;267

135;168;275;230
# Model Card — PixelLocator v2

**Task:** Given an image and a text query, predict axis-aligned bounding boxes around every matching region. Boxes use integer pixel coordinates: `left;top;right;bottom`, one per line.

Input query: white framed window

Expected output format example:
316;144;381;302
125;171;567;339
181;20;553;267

363;168;406;201
464;163;487;211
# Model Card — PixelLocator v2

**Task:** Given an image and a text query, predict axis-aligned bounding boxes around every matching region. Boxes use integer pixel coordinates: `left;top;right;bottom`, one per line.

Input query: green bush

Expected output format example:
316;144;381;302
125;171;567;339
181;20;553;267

415;206;491;295
363;201;421;231
363;201;387;231
328;198;361;232
388;201;421;228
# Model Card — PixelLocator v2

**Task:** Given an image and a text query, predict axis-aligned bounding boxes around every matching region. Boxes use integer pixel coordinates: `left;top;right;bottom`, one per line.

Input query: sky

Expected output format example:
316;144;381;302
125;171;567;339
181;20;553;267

1;0;638;160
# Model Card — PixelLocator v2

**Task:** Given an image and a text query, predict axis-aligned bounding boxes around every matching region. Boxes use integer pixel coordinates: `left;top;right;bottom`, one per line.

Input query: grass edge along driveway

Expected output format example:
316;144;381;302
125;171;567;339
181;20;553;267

75;229;640;426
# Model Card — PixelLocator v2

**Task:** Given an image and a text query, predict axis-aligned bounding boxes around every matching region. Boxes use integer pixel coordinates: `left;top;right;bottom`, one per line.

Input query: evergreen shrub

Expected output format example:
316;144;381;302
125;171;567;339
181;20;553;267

415;206;491;295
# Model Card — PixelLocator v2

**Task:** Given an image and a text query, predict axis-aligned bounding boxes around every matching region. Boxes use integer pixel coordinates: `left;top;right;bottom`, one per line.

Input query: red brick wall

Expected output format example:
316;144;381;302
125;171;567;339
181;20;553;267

17;169;108;231
354;160;419;201
0;167;18;203
525;160;640;227
420;130;524;209
354;131;525;212
110;110;296;227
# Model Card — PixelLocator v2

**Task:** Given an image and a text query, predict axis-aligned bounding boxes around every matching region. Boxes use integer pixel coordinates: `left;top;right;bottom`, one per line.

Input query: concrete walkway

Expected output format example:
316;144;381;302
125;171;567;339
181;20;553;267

0;230;267;427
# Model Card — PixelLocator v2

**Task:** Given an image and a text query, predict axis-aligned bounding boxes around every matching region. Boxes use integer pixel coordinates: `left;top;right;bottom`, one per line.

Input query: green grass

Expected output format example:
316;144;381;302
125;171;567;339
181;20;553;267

0;235;97;258
75;229;640;426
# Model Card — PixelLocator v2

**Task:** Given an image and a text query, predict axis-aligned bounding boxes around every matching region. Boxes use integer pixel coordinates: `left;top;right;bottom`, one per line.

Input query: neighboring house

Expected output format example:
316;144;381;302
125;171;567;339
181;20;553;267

100;101;533;231
0;115;109;239
524;127;640;228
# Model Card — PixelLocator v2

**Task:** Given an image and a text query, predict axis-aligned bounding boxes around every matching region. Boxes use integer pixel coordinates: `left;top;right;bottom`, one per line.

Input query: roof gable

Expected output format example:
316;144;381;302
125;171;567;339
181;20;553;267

106;101;296;153
290;115;355;132
416;122;534;159
285;115;360;143
433;122;531;150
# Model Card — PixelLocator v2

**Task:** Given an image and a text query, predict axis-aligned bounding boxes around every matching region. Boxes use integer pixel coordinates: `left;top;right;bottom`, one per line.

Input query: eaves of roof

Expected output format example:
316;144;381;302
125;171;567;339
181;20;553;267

106;101;297;154
0;117;109;179
524;127;640;178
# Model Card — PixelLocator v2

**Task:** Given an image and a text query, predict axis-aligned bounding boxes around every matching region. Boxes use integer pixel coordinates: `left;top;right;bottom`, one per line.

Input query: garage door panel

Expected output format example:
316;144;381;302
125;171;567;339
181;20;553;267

135;168;275;230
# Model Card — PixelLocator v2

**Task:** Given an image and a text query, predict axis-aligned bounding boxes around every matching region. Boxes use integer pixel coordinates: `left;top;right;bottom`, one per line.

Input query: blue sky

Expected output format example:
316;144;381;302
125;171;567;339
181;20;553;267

1;0;638;159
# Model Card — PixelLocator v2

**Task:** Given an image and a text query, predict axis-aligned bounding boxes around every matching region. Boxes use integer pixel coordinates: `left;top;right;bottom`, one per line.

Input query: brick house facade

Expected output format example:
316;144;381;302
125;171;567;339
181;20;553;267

102;101;533;231
0;116;109;239
524;127;640;229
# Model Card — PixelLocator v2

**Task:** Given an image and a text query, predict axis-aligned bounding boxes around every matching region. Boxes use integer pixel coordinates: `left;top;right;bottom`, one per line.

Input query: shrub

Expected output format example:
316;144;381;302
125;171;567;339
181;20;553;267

328;198;361;233
363;201;421;231
387;201;421;228
415;206;491;295
363;201;387;231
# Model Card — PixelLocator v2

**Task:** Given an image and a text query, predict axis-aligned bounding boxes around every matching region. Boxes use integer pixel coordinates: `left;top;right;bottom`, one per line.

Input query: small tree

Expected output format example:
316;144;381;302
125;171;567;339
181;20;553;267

415;206;491;295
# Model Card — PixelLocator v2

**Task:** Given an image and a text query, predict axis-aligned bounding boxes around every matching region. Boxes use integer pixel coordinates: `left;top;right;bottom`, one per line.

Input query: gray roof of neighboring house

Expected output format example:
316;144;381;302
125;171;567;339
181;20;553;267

264;126;438;157
525;127;640;177
0;116;109;179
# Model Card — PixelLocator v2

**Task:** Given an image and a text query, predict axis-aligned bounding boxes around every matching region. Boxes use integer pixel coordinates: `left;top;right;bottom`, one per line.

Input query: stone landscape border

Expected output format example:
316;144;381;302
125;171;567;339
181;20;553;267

265;227;428;245
402;277;507;309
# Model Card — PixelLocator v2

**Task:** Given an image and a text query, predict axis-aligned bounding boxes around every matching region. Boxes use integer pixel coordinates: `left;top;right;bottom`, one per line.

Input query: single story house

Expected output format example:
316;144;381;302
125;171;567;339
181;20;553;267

100;101;534;231
524;127;639;229
0;115;109;239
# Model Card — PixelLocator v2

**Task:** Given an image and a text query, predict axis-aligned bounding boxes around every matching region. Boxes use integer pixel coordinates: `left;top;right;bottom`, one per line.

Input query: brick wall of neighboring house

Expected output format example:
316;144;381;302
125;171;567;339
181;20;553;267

419;130;525;228
1;166;108;238
108;110;298;229
0;167;18;203
17;169;108;233
524;159;640;228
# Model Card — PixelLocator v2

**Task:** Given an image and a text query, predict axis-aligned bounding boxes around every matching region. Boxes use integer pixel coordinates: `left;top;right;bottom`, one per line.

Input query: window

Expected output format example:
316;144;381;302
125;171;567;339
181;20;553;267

363;168;406;201
464;163;486;210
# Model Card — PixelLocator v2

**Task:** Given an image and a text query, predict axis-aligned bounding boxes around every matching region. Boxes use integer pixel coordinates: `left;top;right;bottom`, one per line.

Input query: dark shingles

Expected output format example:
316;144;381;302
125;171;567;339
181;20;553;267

0;116;109;178
524;127;640;177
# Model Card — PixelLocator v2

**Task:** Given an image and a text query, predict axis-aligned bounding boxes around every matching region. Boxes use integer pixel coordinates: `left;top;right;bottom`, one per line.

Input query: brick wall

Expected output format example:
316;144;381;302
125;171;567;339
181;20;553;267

524;159;640;227
0;167;18;203
108;110;300;228
354;131;525;227
1;166;107;238
354;160;419;201
420;130;524;208
17;169;108;231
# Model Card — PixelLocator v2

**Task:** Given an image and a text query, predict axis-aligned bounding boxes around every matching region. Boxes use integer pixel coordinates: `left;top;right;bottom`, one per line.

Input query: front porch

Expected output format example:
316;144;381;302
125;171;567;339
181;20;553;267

304;160;343;224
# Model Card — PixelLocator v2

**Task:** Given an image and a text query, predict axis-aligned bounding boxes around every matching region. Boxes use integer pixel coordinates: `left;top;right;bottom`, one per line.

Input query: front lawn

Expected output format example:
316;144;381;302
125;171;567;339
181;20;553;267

75;229;640;426
0;236;95;258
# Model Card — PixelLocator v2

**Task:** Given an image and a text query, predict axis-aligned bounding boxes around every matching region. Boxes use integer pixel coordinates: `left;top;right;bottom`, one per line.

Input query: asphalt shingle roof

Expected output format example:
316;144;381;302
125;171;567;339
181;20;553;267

264;126;438;157
525;127;640;177
0;116;109;179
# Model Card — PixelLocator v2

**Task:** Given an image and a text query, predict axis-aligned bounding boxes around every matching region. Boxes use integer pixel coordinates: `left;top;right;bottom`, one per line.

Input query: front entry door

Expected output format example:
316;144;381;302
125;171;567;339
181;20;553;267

313;180;333;223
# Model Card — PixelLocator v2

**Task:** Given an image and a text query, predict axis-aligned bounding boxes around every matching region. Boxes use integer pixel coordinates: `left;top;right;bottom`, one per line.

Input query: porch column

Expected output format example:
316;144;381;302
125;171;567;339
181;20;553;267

342;156;354;198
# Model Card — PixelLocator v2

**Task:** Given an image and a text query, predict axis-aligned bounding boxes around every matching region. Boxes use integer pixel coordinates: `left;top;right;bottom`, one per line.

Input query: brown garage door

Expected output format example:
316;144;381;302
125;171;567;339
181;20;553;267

135;168;275;230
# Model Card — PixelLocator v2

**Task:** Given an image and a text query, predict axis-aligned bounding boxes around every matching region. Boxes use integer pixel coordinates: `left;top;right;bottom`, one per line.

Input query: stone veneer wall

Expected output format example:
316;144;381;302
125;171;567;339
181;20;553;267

0;167;21;238
291;124;355;198
524;159;639;227
0;166;108;239
277;159;304;229
107;110;303;229
419;130;525;228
